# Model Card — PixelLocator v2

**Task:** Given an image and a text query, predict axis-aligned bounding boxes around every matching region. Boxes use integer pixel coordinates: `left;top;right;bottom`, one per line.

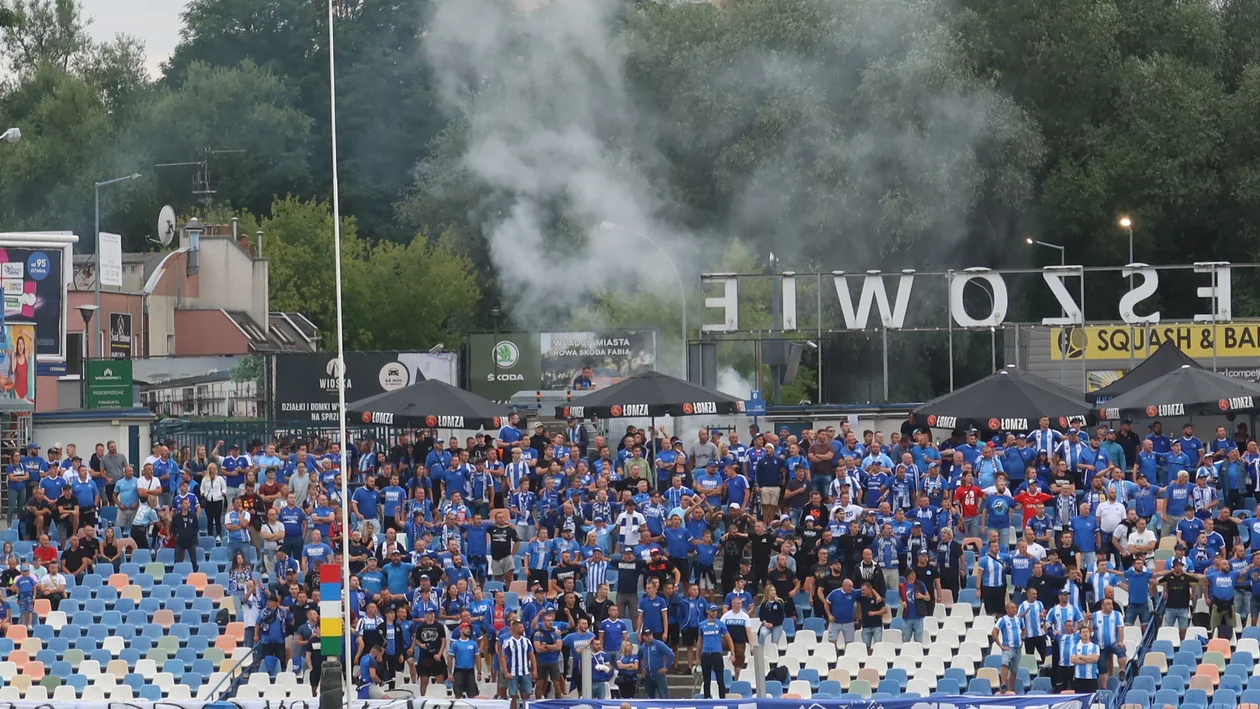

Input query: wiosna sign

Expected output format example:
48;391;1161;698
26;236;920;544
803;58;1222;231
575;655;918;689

700;263;1233;332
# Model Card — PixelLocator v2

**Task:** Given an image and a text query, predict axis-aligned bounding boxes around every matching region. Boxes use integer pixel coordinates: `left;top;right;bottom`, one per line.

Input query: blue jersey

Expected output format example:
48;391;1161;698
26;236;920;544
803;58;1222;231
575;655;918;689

1073;641;1100;679
995;615;1022;647
698;619;728;653
978;553;1008;588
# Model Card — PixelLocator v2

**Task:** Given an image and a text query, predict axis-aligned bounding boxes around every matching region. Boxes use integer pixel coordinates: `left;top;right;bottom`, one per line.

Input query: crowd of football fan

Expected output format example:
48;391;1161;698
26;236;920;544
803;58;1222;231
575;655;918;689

4;413;1259;702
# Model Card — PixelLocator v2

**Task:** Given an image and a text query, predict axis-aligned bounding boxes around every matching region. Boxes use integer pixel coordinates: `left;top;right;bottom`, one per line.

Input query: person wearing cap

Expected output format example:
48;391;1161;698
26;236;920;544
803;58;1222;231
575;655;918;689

448;620;479;698
1046;585;1083;681
412;606;448;693
753;443;786;522
12;562;35;628
1154;558;1200;639
635;627;675;698
694;603;730;698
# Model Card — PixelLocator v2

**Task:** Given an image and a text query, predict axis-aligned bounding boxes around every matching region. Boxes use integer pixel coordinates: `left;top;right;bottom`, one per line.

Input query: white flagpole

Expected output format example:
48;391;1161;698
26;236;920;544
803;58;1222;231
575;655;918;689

327;0;354;704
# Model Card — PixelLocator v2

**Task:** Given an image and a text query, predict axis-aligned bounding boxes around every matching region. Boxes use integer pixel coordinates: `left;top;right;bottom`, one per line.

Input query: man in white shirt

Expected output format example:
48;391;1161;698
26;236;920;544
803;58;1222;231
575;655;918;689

1019;527;1047;562
613;501;646;548
136;464;163;506
719;596;753;680
1125;517;1157;564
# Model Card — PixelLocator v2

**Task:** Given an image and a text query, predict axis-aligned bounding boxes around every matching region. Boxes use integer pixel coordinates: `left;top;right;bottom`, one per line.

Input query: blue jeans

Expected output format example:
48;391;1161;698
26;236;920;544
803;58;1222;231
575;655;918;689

902;617;923;643
644;672;668;698
1164;607;1190;629
861;625;883;648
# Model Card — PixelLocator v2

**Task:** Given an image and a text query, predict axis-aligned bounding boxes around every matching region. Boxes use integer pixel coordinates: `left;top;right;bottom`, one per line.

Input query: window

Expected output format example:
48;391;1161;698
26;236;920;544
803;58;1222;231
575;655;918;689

66;333;84;376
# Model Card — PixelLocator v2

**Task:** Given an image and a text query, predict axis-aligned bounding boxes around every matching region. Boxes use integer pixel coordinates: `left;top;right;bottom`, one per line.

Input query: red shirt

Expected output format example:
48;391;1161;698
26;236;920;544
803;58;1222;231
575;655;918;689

1014;490;1053;527
33;545;57;565
953;485;985;517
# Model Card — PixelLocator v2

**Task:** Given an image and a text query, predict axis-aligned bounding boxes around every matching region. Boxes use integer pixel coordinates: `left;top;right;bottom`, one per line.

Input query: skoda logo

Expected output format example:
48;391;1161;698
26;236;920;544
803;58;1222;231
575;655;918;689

494;341;520;369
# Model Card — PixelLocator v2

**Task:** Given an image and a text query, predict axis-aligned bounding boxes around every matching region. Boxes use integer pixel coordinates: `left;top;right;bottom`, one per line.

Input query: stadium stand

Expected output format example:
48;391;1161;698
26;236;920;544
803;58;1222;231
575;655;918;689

5;419;1253;706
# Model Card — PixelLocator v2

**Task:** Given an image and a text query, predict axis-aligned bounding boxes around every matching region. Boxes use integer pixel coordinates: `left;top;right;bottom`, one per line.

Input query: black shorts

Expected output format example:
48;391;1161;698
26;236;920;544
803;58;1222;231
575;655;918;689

1073;677;1099;693
1053;666;1074;691
419;656;447;678
981;586;1006;615
682;627;699;645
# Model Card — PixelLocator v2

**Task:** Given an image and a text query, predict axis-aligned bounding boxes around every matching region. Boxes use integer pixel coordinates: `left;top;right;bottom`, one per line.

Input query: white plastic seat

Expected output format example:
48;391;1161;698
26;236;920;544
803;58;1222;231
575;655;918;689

892;655;919;672
287;683;313;700
957;642;984;663
94;672;118;687
80;686;107;702
24;686;47;701
950;604;975;622
784;643;810;660
0;662;16;681
248;672;272;688
1239;638;1260;658
1185;626;1208;643
871;641;899;660
788;680;812;696
152;671;176;692
804;656;831;673
134;659;158;678
52;685;77;701
260;685;291;699
813;642;837;662
0;687;20;701
44;611;67;631
275;671;298;687
842;642;869;659
235;685;260;700
794;630;819;645
920;655;946;677
108;685;133;701
79;659;101;678
907;677;933;695
835;656;862;676
900;641;925;659
423;683;449;697
864;655;889;677
102;636;125;656
167;685;192;700
971;615;995;635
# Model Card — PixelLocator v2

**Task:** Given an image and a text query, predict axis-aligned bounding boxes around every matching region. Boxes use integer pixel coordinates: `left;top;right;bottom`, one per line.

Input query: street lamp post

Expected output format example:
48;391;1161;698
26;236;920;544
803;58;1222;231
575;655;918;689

1026;237;1069;385
93;173;142;358
76;304;99;407
598;222;687;377
1118;216;1135;370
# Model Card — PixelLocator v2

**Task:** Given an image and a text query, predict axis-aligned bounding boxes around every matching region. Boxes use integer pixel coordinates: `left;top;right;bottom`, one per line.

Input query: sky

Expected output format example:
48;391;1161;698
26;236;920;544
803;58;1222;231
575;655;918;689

80;0;187;78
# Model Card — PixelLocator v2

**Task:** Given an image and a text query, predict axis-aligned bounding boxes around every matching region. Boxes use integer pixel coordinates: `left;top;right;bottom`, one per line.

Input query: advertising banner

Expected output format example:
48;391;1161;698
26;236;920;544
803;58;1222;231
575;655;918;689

1050;323;1260;361
0;245;66;358
98;231;123;287
528;696;1093;709
469;330;657;401
274;352;460;422
0;323;36;406
109;312;132;359
85;359;133;409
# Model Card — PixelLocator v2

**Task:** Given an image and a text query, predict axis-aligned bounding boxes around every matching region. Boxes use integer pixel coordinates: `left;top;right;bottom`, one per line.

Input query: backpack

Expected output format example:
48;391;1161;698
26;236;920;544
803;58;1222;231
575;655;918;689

216;607;231;629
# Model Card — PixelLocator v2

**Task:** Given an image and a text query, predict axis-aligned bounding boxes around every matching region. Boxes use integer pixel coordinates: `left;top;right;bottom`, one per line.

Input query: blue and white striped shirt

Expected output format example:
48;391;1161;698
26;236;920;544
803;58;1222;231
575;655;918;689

1018;600;1045;638
506;462;530;491
1072;641;1100;679
502;634;533;676
978;553;1007;588
1047;603;1083;635
995;615;1022;648
1092;609;1122;648
1058;632;1078;664
1088;571;1118;604
1030;429;1061;454
587;560;609;590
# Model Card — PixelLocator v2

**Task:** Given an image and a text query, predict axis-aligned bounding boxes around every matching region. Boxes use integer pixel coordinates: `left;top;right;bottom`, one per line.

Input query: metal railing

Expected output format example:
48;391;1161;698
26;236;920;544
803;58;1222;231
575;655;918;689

1107;594;1166;709
203;642;260;702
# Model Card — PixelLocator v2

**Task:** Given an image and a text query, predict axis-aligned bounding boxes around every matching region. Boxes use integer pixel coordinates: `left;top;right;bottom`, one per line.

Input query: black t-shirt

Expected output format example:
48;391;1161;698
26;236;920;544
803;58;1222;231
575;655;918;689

489;524;518;560
615;559;640;593
1055;542;1080;570
552;563;582;588
722;527;748;559
1216;518;1240;551
1161;573;1194;609
766;567;795;599
55;496;78;517
348;542;368;575
414;621;446;656
817;570;847;600
749;532;776;565
62;547;91;575
913;562;938;590
858;594;886;629
588;597;612;625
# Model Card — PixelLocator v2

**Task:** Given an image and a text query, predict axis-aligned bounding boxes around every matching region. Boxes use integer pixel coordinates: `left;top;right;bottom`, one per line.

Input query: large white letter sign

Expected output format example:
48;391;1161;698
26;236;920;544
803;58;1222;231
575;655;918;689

1119;265;1160;324
832;270;916;330
700;274;739;332
781;272;797;331
1040;266;1084;326
949;268;1009;327
1193;261;1232;322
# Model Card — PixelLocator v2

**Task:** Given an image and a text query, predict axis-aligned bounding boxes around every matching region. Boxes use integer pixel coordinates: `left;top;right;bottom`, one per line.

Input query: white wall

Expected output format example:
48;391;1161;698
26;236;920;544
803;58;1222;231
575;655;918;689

36;417;153;463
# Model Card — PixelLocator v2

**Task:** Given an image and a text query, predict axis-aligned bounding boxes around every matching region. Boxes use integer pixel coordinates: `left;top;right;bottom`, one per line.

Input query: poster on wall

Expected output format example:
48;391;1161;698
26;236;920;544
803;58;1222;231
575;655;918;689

0;244;67;359
273;351;460;422
109;312;132;359
0;323;37;407
134;355;262;418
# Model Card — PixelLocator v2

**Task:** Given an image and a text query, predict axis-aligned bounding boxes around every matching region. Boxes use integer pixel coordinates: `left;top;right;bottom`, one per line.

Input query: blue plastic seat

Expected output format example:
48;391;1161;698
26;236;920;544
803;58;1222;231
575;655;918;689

0;529;17;543
141;624;163;642
73;636;98;653
209;547;228;564
195;622;217;638
96;562;115;576
1126;690;1150;709
162;659;185;679
123;673;145;692
1214;689;1237;707
818;680;842;696
878;679;901;695
191;659;214;677
1221;676;1245;694
1162;674;1187;692
1242;688;1260;705
96;587;118;604
966;678;991;695
31;625;54;642
155;548;175;566
69;586;92;601
119;562;141;577
1151;640;1177;657
34;649;56;667
186;636;209;655
119;648;140;668
84;599;106;617
1132;676;1157;694
944;667;969;687
797;668;820;689
1234;650;1255;669
130;636;153;653
99;610;122;628
1185;689;1210;706
1174;650;1199;667
184;671;204;690
82;574;103;589
69;611;93;628
89;649;110;667
169;623;191;642
885;668;908;689
1031;677;1052;694
149;586;172;602
175;585;196;601
175;648;197;665
134;573;154;589
802;617;826;635
937;679;961;694
139;684;162;701
138;598;160;615
765;680;782;697
46;637;69;655
67;674;88;693
171;561;193;575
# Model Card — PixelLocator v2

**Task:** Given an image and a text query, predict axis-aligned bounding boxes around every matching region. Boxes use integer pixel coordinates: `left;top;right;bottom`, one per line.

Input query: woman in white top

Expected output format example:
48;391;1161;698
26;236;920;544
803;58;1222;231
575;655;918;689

202;463;229;540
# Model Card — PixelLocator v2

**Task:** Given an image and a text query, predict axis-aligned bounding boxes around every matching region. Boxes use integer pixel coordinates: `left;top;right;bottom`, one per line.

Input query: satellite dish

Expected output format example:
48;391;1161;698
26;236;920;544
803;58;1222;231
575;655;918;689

157;205;177;247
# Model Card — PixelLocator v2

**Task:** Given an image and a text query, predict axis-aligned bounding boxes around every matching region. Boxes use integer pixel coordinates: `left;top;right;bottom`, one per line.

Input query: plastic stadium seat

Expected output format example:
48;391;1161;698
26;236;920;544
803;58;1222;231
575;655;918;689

23;661;44;681
1186;688;1211;705
966;678;991;695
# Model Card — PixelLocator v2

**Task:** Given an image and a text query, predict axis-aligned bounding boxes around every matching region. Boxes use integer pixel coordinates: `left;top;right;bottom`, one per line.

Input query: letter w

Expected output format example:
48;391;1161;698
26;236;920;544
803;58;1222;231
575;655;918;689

834;272;915;330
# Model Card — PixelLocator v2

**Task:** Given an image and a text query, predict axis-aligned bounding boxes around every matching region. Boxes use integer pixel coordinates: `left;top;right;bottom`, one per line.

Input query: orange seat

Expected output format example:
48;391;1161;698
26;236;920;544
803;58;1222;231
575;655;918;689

203;584;224;601
5;624;26;641
1240;704;1259;709
108;573;129;591
214;635;238;652
8;649;28;669
940;588;954;607
1207;637;1232;659
1189;674;1216;694
187;572;208;592
1195;663;1221;686
508;580;527;596
22;661;43;681
224;622;245;643
152;609;175;630
32;599;50;619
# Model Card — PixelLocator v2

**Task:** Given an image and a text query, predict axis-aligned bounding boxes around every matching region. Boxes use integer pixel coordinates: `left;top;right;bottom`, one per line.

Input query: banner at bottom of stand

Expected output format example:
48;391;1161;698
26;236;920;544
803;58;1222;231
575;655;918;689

0;699;513;709
525;696;1095;709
